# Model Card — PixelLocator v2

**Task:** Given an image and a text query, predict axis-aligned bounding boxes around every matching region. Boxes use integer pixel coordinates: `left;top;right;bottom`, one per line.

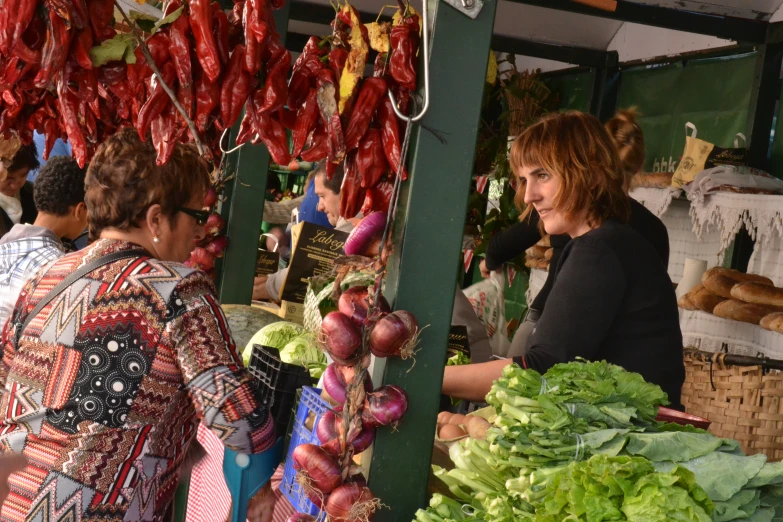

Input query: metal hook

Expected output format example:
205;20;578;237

387;0;430;122
220;127;245;155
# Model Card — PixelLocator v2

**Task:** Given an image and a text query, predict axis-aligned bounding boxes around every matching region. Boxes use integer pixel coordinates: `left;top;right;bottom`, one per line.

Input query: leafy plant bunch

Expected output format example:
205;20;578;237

416;360;783;522
468;55;560;268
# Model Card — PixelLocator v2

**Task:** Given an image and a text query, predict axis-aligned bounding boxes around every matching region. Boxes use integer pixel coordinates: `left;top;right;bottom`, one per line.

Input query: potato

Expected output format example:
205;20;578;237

439;424;466;440
437;411;453;427
467;417;491;440
448;414;467;426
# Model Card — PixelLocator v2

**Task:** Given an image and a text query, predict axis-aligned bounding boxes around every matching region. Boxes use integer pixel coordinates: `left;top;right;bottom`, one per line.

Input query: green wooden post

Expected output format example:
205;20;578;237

217;5;291;304
367;0;498;519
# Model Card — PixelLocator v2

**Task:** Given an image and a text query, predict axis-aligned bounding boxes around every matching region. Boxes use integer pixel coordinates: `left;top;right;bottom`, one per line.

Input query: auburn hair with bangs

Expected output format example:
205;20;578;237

511;111;630;229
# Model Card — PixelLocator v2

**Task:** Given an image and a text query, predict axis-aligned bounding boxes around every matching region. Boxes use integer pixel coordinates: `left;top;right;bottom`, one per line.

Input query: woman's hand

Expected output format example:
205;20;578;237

247;482;276;522
479;259;491;279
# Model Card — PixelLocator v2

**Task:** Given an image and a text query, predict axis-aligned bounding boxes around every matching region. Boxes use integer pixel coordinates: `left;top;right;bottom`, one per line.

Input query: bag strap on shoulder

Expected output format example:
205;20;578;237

15;249;148;347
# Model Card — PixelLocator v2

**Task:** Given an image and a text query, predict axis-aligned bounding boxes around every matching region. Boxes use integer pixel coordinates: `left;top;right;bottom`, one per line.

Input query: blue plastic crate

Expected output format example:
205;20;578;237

280;386;330;516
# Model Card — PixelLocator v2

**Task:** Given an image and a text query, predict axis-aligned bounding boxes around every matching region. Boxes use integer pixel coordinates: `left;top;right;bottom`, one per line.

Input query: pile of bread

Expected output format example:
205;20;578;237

678;267;783;334
524;235;552;271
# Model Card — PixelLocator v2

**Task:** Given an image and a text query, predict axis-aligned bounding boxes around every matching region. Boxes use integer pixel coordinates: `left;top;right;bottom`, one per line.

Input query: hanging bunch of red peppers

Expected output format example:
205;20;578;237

0;0;418;183
0;0;291;166
280;2;421;219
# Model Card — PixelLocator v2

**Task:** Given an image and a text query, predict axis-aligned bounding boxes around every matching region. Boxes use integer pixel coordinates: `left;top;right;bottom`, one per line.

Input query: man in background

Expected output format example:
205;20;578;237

0;156;87;328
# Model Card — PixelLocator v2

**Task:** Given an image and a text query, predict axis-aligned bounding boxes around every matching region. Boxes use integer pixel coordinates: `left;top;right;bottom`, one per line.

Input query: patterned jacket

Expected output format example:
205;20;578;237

0;239;275;521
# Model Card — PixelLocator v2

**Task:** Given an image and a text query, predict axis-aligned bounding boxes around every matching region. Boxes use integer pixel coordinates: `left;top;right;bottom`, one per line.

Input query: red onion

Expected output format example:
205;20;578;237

316;410;339;444
321;312;362;364
344;212;386;256
347;426;375;453
338;286;390;327
204;235;230;258
369;311;419;359
361;385;409;428
325;482;378;522
318;413;376;455
205;213;225;236
286;515;316;522
189;247;216;270
322;364;373;405
204;187;218;208
291;444;342;494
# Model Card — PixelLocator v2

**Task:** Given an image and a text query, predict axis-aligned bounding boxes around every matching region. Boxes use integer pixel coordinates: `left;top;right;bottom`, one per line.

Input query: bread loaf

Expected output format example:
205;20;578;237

537;235;551;248
713;299;783;325
687;284;726;313
702;267;774;299
526;245;547;260
630;172;674;190
544;248;553;261
731;282;783;307
761;312;783;334
677;293;699;311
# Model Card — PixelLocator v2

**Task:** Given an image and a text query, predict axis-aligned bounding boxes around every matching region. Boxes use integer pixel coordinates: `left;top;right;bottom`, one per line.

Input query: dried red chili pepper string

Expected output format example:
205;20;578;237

113;0;206;158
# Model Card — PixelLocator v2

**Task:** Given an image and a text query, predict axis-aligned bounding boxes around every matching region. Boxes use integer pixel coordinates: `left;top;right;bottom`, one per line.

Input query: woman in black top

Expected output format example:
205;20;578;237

444;111;685;408
481;109;669;357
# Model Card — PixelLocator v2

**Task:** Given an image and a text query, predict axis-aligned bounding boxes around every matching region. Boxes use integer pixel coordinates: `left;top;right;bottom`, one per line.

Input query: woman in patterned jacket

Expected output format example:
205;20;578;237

0;129;277;521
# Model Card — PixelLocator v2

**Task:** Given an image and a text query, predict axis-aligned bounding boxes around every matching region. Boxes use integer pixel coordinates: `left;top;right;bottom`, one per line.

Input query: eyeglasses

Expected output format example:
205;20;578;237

177;207;210;226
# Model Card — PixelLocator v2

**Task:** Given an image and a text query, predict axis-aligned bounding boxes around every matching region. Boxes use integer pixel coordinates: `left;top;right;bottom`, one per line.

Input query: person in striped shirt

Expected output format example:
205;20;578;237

0;156;87;331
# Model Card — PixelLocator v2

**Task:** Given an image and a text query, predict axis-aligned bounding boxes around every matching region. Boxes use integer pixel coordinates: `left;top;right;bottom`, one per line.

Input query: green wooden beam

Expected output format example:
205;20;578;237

490;35;611;68
217;3;291;304
588;51;618;118
745;43;783;171
367;0;498;519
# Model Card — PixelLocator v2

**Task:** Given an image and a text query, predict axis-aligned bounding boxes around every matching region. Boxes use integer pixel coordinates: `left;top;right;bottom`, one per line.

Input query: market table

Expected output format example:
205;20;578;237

680;309;783;359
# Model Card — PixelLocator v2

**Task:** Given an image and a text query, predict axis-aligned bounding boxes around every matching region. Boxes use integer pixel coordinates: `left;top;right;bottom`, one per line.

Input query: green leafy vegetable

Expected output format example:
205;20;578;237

679;452;767;502
535;455;713;522
279;334;326;379
624;432;724;463
242;322;304;366
447;351;471;366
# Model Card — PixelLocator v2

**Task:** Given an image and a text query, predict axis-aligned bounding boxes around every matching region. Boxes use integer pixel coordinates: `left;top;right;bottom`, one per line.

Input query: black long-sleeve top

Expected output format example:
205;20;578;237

486;198;670;313
514;220;684;408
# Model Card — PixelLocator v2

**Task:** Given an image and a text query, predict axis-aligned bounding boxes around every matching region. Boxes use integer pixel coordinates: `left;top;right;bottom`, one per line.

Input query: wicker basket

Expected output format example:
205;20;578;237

681;349;783;461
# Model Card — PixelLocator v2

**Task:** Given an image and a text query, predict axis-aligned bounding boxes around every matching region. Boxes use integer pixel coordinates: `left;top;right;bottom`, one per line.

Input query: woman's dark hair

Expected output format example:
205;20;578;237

85;128;210;239
8;142;40;173
314;162;345;194
605;107;645;179
34;156;86;216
